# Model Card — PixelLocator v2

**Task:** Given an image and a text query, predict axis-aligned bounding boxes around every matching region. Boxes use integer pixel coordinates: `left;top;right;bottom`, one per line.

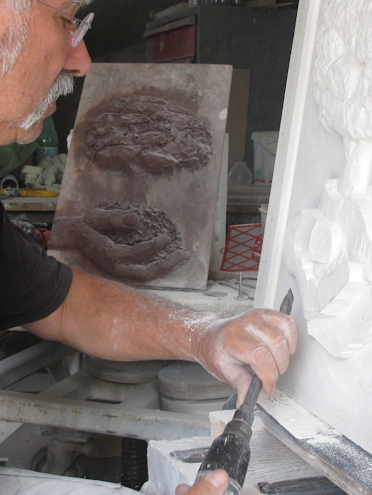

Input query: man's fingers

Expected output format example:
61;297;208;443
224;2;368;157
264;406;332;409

217;318;280;397
242;310;296;390
264;310;297;355
241;339;279;395
249;321;290;376
176;484;191;495
233;370;254;409
221;310;296;397
175;470;229;495
193;308;298;408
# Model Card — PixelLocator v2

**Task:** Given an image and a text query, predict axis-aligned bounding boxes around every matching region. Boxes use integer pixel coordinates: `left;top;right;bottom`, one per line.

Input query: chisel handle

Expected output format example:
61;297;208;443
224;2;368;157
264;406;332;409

194;290;294;494
195;422;252;495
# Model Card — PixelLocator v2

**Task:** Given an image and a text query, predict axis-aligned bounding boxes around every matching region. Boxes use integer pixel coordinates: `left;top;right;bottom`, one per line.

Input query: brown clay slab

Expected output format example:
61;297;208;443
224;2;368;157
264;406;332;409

49;63;232;290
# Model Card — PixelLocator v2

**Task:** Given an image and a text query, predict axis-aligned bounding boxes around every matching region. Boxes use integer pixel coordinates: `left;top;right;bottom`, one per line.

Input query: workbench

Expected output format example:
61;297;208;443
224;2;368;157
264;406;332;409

1;196;58;225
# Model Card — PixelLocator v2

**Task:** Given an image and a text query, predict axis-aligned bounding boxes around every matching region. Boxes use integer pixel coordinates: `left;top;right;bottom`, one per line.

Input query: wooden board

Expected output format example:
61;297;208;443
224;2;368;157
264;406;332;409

1;196;58;211
256;390;372;495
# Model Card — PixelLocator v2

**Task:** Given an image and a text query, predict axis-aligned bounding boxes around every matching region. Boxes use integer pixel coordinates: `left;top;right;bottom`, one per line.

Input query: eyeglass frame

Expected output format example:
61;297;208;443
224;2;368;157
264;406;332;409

34;0;94;48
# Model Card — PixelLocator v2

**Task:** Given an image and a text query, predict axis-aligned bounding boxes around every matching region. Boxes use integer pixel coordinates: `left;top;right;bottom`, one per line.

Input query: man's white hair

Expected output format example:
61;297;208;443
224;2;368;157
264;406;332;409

0;1;30;75
5;0;31;10
0;0;93;75
6;0;93;8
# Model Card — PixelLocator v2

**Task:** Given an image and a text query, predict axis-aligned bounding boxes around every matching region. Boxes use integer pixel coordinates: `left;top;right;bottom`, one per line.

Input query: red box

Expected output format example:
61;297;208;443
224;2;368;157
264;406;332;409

146;24;196;63
220;224;263;272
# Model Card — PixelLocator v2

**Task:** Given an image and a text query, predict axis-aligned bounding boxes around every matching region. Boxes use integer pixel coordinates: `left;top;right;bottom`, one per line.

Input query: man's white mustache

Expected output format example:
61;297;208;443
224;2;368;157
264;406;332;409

19;72;74;130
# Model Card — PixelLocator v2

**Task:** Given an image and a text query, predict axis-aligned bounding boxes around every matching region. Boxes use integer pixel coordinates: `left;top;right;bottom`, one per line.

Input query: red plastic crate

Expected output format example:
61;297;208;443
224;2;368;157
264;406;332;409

220;223;263;272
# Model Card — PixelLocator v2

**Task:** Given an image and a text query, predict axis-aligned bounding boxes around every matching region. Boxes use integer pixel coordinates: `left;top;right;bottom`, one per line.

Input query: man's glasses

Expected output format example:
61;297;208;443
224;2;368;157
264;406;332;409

35;0;94;48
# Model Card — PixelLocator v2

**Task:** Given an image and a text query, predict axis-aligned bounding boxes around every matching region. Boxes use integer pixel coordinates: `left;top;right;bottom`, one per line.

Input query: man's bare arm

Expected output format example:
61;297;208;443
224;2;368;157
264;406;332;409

23;268;297;405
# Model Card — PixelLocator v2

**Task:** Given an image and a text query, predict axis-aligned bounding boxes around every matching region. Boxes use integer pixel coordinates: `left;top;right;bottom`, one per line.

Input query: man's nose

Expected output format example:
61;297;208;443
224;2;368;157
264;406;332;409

63;40;92;77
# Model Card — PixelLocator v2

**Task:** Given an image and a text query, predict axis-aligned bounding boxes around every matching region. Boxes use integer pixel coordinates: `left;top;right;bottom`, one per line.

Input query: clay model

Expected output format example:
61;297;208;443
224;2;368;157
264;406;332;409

49;64;232;290
51;203;190;283
85;96;212;173
51;94;214;283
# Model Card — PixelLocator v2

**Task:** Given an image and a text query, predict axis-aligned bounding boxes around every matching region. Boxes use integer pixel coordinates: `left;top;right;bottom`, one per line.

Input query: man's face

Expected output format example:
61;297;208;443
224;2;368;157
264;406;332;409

0;0;92;145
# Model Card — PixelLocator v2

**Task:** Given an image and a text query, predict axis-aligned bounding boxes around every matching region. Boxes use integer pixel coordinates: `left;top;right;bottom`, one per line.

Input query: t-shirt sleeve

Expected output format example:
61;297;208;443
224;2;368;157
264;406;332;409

0;201;73;331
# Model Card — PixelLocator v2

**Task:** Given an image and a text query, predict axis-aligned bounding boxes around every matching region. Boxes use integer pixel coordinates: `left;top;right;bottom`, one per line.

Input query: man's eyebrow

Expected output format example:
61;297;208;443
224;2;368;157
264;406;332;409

59;0;93;10
68;0;93;6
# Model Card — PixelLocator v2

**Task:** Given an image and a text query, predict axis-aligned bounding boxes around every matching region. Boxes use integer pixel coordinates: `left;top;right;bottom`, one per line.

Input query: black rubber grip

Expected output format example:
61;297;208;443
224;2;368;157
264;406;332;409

195;429;251;493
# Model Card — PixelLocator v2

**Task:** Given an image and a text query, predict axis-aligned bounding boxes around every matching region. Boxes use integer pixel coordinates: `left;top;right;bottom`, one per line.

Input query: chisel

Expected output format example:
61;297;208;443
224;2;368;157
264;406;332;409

194;289;294;495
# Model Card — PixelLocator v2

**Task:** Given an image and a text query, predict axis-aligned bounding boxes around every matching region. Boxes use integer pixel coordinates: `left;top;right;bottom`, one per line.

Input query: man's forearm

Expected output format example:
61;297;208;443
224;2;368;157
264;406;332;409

24;268;214;363
24;267;297;403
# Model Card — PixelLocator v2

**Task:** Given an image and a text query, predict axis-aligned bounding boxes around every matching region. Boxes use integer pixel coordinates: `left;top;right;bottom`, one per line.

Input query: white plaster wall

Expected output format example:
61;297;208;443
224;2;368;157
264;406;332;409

255;0;372;454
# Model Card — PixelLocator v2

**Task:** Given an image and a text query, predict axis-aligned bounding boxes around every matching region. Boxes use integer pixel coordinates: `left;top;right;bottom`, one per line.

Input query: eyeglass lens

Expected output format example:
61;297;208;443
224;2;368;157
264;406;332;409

71;12;95;48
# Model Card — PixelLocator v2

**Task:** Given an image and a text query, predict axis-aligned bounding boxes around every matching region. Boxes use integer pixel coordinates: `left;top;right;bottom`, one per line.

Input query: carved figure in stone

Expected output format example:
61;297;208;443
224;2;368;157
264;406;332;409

284;0;372;357
50;203;190;283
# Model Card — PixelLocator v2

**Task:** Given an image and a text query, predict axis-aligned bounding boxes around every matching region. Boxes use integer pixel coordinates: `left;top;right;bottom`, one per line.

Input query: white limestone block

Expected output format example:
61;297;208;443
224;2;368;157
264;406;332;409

0;466;134;495
342;196;372;282
285;165;372;357
210;409;270;443
146;436;210;495
309;217;343;264
316;261;351;311
284;211;320;313
319;179;344;221
255;0;372;455
308;280;372;357
146;403;319;495
303;280;320;314
210;409;235;441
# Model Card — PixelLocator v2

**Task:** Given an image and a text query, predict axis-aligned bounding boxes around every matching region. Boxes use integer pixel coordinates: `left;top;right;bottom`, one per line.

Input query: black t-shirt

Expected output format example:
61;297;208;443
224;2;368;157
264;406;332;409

0;201;72;331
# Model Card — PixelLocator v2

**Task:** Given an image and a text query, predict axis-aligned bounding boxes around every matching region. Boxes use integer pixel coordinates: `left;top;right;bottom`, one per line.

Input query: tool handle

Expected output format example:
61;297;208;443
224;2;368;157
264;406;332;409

194;289;294;494
195;429;252;495
241;374;261;411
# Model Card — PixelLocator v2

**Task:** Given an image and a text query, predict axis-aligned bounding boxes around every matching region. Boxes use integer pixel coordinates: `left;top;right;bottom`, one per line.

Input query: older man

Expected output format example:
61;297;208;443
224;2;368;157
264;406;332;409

0;1;297;493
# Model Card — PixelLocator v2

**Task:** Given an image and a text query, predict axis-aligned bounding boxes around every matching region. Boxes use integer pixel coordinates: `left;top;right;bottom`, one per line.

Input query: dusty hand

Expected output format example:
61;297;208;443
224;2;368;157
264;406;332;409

176;470;229;495
192;308;297;407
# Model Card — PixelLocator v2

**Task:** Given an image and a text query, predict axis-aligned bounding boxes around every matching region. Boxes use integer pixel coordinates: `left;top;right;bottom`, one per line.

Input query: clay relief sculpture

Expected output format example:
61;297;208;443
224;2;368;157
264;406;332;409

50;202;189;283
50;95;213;284
49;64;232;290
85;96;212;198
284;0;372;357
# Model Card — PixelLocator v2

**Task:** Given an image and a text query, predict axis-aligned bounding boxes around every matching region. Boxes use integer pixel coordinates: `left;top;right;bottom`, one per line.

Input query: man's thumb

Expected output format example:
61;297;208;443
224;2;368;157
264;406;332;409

175;470;229;495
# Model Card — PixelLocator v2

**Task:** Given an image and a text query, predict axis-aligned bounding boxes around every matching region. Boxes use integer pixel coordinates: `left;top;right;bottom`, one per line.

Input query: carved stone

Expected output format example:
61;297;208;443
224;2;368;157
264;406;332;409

255;0;372;455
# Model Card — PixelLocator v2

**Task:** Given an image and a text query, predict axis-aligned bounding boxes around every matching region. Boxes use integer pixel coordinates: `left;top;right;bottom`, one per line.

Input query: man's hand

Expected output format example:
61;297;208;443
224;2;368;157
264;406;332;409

192;309;297;407
24;268;296;407
176;470;229;495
